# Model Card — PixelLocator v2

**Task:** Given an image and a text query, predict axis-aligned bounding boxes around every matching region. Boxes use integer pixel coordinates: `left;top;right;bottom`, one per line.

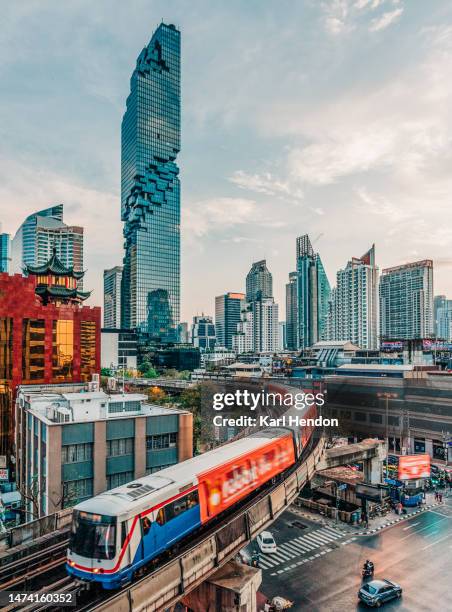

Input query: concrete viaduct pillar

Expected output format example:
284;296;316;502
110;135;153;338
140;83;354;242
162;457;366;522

181;560;262;612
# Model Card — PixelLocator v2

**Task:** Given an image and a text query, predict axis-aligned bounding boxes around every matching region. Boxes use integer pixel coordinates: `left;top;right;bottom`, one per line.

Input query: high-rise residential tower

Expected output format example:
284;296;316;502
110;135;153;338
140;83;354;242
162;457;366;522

246;260;273;301
192;315;216;351
11;205;84;286
121;23;181;341
215;293;245;349
434;295;452;341
328;245;378;349
380;260;433;340
103;266;123;328
0;233;10;273
285;271;298;350
288;234;331;349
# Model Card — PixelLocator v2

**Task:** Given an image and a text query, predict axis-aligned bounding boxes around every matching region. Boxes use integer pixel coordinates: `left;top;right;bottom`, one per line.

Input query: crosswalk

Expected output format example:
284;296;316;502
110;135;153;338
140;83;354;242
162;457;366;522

258;526;345;570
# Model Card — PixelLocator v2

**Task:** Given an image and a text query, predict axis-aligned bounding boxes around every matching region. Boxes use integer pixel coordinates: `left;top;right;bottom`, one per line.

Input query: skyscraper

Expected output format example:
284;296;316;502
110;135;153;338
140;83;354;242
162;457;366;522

0;233;10;273
380;260;433;340
288;234;331;349
192;315;216;351
215;293;245;349
246;260;273;301
434;295;452;341
103;266;123;328
328;245;378;349
121;23;181;341
285;271;298;350
11;205;84;287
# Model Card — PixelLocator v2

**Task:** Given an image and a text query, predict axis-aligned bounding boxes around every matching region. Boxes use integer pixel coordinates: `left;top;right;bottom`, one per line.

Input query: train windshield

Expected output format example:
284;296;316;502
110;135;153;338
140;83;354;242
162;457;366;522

69;511;116;560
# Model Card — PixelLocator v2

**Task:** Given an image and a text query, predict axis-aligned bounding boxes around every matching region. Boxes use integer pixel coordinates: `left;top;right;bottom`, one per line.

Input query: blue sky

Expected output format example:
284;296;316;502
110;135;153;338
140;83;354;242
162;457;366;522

1;0;452;321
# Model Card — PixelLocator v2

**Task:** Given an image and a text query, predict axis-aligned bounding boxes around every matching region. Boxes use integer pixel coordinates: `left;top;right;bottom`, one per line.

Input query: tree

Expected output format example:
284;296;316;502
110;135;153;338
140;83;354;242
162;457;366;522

138;361;159;378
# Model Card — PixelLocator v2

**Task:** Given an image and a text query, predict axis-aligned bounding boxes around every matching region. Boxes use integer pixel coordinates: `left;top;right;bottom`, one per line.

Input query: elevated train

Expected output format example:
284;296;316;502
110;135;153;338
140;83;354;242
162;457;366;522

67;384;320;589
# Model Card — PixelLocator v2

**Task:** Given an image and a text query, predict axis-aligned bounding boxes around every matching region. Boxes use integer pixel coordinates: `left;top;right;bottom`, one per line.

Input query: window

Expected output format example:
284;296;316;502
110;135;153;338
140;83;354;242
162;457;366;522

163;491;199;522
80;321;97;381
52;320;73;380
62;443;93;464
156;508;165;525
22;319;45;381
107;438;134;457
107;471;134;489
141;516;151;535
370;414;383;424
354;412;367;422
146;432;177;450
62;478;93;506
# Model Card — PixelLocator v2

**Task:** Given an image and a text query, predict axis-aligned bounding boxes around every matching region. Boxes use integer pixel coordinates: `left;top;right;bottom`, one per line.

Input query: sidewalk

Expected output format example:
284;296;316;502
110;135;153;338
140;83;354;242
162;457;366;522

291;492;445;537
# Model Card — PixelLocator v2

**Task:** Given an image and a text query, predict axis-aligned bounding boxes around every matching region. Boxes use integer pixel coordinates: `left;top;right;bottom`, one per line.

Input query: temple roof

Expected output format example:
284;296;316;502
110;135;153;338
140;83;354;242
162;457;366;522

35;285;90;302
25;247;85;279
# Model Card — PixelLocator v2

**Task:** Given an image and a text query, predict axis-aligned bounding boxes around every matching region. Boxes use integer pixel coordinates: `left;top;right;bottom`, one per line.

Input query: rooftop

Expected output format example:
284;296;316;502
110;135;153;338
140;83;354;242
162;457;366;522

17;386;185;425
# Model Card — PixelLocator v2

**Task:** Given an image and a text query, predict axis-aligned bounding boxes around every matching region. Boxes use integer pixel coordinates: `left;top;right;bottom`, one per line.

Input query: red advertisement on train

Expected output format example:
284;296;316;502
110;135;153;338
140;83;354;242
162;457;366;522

398;454;431;480
197;435;295;523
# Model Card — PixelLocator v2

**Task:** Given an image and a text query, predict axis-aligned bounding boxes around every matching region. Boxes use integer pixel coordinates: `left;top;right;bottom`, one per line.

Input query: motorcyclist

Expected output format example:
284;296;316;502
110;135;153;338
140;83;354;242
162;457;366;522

363;559;374;573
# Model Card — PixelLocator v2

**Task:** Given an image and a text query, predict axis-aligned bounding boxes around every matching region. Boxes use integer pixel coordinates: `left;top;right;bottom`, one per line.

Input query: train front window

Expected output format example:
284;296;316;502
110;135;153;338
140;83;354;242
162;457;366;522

69;511;116;560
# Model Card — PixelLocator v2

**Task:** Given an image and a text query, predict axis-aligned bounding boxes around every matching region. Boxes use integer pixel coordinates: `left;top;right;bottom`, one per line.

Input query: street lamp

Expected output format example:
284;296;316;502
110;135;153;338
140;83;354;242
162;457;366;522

377;392;398;475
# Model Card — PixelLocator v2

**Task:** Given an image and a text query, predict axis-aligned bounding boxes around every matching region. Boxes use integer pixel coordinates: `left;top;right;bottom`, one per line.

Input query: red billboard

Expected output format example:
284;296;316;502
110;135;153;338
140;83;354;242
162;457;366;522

398;454;430;480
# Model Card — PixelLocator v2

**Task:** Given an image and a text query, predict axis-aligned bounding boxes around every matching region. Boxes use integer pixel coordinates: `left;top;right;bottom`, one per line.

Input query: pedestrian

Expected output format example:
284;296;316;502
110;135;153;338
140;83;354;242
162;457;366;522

434;490;438;501
439;492;443;503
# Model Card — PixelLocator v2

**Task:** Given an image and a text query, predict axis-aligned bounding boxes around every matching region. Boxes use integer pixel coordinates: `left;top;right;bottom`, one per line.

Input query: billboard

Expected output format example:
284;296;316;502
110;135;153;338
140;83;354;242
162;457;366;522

398;454;430;480
0;469;9;481
197;434;295;523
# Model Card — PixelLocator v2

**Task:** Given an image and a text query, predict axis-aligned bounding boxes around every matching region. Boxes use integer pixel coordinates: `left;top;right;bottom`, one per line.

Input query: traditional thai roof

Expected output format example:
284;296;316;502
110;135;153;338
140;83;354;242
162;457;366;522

35;285;90;302
25;248;84;279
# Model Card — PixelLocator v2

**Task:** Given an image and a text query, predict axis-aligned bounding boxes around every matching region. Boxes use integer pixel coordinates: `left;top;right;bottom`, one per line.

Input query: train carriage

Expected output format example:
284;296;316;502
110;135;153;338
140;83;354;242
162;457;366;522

67;385;318;589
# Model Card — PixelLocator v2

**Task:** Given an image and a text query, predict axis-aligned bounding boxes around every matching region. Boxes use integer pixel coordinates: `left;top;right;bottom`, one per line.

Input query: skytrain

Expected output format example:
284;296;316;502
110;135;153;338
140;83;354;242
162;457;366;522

67;387;318;589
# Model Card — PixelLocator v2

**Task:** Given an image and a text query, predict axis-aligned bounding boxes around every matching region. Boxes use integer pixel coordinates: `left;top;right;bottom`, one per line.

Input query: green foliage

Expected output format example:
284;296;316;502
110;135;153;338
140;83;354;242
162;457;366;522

138;361;159;378
101;367;112;377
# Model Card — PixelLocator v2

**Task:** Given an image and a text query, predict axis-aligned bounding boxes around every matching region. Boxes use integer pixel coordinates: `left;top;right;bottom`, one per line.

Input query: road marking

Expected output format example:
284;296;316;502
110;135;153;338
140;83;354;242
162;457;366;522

400;516;448;540
402;522;420;530
421;533;452;550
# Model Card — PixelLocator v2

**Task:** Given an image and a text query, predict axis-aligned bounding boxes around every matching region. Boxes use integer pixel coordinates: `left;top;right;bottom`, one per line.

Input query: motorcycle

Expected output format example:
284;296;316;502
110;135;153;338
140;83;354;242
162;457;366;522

362;564;374;579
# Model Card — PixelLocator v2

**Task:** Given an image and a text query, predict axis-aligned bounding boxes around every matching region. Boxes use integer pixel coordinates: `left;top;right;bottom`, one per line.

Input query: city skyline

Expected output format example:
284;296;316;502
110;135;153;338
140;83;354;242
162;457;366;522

2;1;452;322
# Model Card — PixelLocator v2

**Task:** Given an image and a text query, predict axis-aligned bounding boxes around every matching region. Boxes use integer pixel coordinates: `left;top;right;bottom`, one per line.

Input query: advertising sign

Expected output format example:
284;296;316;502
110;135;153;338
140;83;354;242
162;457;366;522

0;469;9;481
0;456;6;469
398;454;430;480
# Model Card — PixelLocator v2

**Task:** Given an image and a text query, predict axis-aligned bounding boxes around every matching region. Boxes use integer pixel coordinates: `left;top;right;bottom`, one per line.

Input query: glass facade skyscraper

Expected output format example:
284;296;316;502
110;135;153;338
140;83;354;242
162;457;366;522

246;260;273;301
0;234;10;273
121;23;181;341
11;205;84;287
289;234;331;349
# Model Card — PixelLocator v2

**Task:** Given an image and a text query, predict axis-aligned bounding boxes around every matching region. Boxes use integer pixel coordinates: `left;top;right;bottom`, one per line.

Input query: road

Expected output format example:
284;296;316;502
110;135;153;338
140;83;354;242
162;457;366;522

258;499;452;611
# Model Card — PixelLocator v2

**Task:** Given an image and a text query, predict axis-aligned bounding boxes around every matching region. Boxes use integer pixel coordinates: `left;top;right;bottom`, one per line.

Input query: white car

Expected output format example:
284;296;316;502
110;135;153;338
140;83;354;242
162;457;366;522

257;531;277;554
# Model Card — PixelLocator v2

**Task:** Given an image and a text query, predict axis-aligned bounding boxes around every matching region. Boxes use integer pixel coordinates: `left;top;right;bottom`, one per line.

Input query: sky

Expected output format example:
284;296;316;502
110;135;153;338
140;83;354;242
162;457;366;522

1;0;452;323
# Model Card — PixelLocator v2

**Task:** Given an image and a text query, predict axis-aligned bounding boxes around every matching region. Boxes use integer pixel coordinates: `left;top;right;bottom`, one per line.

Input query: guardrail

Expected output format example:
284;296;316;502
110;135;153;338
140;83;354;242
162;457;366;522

90;435;326;612
0;508;72;553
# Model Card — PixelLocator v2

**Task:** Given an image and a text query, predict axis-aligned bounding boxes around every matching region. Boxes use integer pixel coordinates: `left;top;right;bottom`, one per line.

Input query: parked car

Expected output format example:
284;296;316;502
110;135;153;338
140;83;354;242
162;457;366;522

256;531;277;554
358;579;402;607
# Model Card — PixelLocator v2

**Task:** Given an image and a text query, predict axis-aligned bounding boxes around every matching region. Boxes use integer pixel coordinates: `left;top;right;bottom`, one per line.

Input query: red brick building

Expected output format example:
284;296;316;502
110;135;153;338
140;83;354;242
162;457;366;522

0;252;101;468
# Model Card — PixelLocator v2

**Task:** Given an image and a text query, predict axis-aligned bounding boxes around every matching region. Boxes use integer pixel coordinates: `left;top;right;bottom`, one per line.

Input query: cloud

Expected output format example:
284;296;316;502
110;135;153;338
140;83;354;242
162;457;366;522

183;197;258;239
321;0;404;36
287;129;395;185
229;170;303;200
369;7;403;31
